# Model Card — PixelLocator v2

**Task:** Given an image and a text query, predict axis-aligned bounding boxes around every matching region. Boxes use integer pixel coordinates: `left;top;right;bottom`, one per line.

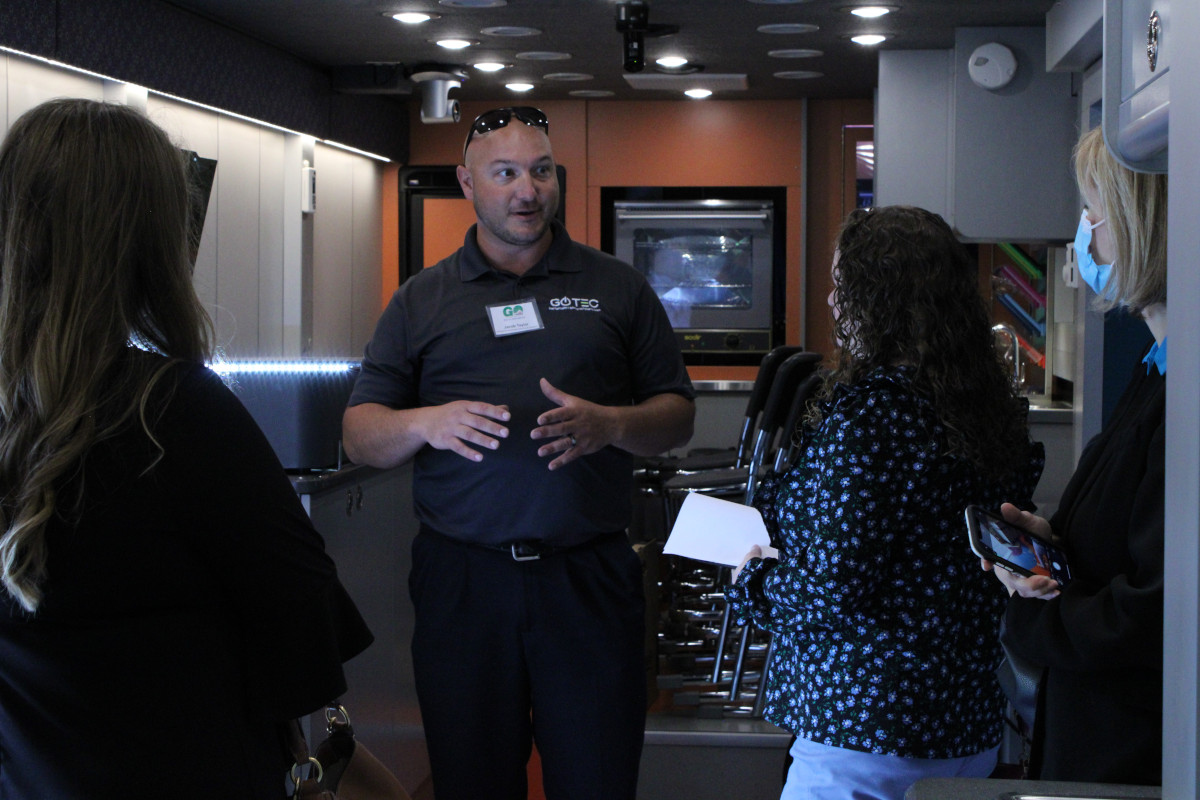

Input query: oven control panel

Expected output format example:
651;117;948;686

677;329;771;353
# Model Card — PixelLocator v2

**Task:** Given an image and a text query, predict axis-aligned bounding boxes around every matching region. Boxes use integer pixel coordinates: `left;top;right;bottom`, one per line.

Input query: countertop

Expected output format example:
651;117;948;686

693;380;1072;424
1028;403;1072;424
905;777;1160;799
288;463;380;495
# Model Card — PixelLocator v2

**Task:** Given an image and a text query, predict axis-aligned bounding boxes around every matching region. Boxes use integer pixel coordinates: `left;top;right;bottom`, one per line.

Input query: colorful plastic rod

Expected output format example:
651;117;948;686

997;242;1044;282
997;292;1045;338
998;263;1046;309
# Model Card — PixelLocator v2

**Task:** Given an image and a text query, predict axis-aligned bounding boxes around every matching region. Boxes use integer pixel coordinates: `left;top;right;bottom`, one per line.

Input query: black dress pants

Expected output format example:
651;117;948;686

409;529;647;800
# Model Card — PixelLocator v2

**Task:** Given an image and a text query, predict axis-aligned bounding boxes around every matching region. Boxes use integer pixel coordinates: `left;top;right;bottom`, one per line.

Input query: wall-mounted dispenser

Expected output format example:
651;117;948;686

301;160;316;214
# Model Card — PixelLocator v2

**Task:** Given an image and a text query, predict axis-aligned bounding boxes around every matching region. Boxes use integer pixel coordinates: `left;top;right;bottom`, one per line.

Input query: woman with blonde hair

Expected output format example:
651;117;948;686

0;98;371;798
983;125;1167;785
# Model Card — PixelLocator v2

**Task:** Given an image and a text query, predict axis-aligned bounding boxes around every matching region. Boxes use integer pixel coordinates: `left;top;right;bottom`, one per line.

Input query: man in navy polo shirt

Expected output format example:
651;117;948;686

343;107;695;800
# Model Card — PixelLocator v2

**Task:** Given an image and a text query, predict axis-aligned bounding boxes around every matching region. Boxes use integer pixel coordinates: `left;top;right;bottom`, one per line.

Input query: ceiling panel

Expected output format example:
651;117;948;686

165;0;1058;101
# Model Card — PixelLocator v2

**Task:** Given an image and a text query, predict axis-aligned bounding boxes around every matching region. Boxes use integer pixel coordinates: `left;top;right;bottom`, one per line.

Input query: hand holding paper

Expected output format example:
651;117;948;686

664;493;779;567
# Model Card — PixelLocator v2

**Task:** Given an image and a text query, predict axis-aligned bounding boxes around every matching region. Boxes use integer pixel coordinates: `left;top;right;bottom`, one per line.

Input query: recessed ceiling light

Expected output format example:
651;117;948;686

849;6;893;18
391;12;438;24
656;56;689;69
774;70;824;79
768;49;823;58
435;39;475;50
569;89;614;98
439;0;506;7
543;72;593;81
481;26;541;37
851;34;888;45
473;62;508;72
757;23;820;34
506;82;535;92
685;88;713;99
515;51;572;61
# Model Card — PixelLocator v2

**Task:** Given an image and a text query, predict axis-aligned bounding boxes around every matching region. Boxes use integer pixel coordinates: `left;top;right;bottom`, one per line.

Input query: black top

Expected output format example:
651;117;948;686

729;367;1044;758
349;221;694;546
1004;354;1165;785
0;356;372;800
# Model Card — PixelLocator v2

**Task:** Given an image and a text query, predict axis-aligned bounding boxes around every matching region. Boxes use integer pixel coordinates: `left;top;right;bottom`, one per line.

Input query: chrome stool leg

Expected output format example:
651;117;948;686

752;633;775;717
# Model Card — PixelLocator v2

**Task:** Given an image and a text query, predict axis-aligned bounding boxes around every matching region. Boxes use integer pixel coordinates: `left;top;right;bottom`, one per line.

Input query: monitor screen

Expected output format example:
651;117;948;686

180;149;217;261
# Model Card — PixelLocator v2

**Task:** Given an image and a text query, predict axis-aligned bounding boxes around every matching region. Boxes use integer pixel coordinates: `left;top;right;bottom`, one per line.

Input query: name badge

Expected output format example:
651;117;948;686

486;297;544;337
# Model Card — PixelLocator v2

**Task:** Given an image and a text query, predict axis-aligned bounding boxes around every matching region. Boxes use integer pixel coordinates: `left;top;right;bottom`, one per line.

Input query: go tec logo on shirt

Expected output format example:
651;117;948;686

547;296;601;312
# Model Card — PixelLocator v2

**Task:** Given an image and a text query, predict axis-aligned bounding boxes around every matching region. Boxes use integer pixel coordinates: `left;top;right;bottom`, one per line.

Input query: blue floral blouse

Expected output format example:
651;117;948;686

726;366;1044;759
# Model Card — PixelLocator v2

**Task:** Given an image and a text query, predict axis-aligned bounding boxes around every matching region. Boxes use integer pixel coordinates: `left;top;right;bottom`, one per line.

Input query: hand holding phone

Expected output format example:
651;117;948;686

965;505;1072;588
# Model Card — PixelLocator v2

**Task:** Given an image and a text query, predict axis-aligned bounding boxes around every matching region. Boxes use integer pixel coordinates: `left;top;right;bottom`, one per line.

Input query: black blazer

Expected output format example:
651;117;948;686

1004;352;1165;785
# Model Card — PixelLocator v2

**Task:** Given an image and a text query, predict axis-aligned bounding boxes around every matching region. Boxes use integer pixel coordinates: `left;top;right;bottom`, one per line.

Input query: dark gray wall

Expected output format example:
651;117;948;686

0;0;409;162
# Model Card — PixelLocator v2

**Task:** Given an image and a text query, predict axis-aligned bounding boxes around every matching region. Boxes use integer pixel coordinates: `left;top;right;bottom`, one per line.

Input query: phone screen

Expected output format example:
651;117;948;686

965;506;1071;586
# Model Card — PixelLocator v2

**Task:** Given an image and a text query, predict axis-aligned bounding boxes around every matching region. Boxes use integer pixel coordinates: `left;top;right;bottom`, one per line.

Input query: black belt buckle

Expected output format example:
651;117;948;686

510;542;542;562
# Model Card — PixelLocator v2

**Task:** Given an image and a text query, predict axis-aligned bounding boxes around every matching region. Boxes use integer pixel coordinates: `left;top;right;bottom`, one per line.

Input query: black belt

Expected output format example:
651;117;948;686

419;525;625;562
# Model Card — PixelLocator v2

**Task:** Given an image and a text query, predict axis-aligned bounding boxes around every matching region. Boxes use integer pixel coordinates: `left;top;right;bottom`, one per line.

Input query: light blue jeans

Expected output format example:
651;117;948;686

779;737;999;800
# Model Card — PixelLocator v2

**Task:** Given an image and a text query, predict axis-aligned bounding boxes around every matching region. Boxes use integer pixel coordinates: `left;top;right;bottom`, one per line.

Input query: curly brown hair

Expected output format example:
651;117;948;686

819;205;1032;478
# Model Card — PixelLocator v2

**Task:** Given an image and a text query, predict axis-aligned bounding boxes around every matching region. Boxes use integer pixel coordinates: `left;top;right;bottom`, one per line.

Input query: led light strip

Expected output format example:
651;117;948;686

207;360;359;376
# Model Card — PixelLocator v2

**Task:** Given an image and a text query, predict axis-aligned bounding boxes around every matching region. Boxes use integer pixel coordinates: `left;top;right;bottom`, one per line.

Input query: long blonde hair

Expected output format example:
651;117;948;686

1073;127;1168;314
0;99;214;612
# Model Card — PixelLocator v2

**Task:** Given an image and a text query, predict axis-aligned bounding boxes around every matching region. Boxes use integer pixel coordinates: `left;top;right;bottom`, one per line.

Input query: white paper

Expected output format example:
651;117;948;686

663;492;779;567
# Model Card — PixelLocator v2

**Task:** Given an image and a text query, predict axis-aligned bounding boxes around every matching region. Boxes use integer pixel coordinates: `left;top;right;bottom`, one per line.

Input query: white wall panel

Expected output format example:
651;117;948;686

351;156;383;356
214;117;263;356
3;55;385;362
257;129;287;355
312;144;355;356
0;53;7;129
5;55;102;127
147;96;221;316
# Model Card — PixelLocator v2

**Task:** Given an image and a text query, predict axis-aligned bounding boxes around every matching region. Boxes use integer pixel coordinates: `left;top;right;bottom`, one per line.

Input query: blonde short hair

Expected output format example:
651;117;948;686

1072;126;1168;313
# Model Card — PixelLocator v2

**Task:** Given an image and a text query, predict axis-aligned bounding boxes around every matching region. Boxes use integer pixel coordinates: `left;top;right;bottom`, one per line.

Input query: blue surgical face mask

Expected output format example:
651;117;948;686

1074;209;1116;298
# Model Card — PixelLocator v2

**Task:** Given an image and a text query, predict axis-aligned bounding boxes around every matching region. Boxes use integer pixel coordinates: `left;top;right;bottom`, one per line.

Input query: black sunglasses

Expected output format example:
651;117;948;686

462;107;550;159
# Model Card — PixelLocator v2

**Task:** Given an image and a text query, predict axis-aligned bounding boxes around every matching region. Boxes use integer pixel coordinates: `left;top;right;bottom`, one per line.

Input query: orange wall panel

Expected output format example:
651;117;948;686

585;100;805;187
422;197;477;267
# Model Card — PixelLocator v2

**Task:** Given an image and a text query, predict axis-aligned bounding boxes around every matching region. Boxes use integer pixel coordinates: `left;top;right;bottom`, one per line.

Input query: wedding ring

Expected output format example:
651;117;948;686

568;434;578;448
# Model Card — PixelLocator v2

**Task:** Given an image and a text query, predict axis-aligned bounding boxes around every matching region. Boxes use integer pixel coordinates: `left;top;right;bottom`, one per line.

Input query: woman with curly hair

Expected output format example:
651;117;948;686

0;98;371;798
727;205;1044;800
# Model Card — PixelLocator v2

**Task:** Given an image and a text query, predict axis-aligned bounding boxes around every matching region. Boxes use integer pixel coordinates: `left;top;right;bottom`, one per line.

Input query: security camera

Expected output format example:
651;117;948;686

615;1;649;32
410;68;465;124
615;3;649;73
615;2;675;74
623;31;645;73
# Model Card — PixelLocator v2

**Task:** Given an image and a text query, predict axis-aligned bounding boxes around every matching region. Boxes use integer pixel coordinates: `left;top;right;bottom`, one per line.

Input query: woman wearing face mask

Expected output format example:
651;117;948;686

982;125;1167;784
727;205;1044;800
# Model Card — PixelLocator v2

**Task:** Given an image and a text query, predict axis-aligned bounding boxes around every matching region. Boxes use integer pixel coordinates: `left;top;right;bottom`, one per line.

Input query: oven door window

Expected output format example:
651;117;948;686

634;229;756;328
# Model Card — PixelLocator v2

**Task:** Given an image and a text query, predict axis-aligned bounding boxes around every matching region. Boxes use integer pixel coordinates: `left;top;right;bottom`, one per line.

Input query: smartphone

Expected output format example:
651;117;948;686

964;505;1072;587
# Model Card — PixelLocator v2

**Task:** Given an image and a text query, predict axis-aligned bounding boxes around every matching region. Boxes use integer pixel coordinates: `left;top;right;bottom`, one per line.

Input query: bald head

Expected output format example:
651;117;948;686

456;121;560;271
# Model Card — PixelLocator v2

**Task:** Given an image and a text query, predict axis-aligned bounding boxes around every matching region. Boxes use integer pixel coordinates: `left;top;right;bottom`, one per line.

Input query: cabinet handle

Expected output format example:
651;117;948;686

345;489;354;517
355;485;365;511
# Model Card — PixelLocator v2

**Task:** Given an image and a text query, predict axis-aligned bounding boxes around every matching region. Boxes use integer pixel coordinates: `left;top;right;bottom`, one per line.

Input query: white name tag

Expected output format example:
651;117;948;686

486;298;544;337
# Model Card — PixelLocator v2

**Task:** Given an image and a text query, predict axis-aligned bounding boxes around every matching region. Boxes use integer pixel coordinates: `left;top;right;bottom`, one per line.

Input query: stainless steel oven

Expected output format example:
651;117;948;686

611;199;779;361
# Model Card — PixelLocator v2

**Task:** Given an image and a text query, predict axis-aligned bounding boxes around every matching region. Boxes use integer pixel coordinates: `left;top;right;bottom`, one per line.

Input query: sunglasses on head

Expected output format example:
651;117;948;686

462;107;550;159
